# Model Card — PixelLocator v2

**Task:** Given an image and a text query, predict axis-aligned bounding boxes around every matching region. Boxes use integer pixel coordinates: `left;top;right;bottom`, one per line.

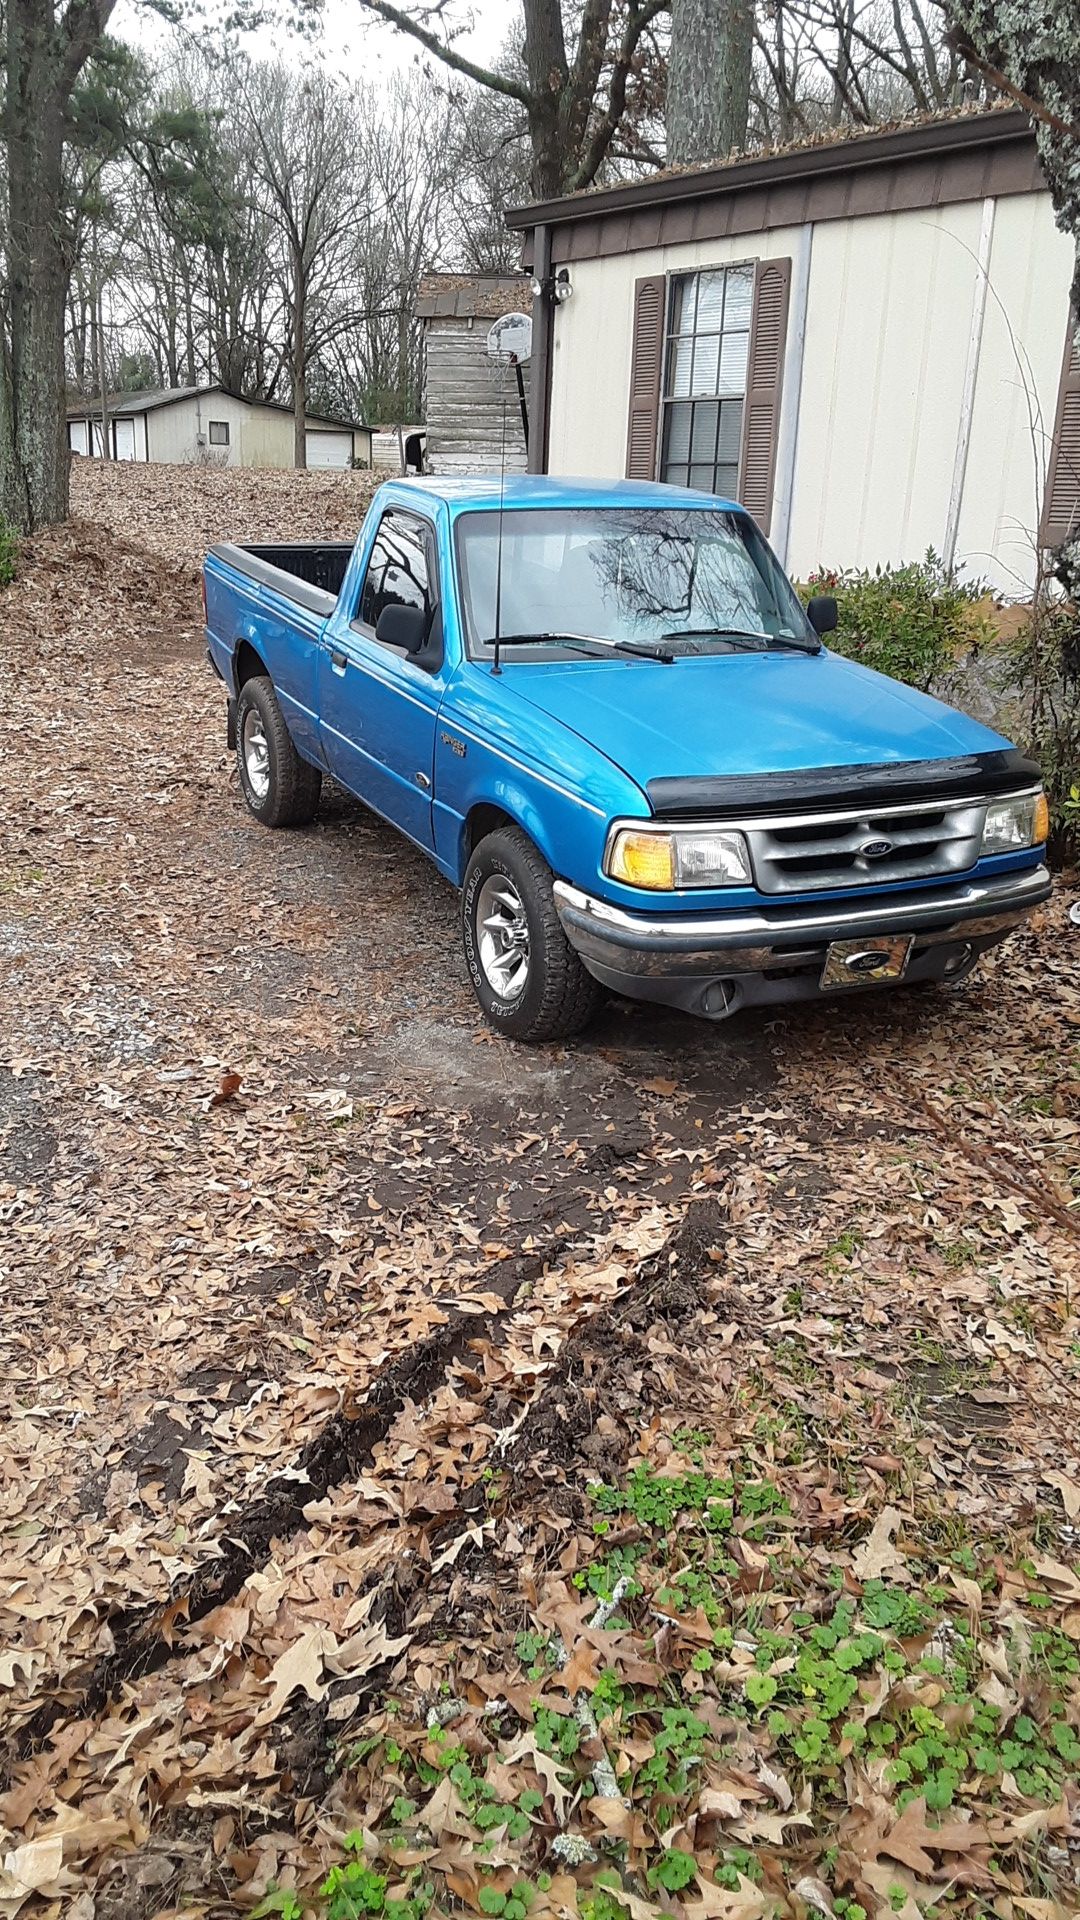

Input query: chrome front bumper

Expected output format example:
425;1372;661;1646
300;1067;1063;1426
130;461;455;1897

552;865;1051;1016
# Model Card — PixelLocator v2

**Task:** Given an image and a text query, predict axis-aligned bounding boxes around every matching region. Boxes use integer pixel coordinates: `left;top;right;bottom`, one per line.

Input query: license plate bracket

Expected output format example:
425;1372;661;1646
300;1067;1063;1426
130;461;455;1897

821;934;914;989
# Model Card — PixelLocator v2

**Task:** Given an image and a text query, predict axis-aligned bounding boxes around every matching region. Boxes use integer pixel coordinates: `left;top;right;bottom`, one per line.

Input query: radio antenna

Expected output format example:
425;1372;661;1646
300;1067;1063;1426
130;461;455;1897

492;362;510;675
485;310;532;677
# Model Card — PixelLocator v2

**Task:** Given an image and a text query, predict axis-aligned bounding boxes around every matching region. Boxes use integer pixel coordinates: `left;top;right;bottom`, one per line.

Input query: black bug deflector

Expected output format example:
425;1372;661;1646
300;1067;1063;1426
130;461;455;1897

645;749;1042;820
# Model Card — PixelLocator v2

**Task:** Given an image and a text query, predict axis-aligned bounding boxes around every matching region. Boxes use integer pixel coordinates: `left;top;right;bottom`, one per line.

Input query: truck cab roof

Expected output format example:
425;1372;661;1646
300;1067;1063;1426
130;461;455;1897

377;474;742;517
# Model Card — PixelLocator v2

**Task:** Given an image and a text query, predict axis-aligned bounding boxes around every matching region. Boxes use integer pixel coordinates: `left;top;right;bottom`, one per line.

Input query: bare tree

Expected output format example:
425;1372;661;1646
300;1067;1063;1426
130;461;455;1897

744;0;980;146
352;0;667;196
442;83;533;270
237;60;364;466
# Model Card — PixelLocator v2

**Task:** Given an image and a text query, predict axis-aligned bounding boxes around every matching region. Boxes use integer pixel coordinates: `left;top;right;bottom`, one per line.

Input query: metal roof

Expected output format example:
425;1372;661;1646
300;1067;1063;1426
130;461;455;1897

505;106;1033;230
66;384;369;431
417;272;531;320
64;387;197;416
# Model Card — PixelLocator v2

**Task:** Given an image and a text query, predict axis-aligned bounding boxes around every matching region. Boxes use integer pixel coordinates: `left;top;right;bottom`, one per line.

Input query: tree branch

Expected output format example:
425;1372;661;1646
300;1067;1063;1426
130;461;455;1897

353;0;532;105
58;0;118;101
563;0;613;148
566;0;668;193
942;25;1080;141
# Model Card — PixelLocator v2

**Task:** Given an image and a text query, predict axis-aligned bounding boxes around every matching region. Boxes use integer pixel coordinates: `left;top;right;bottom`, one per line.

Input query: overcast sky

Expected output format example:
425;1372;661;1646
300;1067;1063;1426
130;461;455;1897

113;0;512;84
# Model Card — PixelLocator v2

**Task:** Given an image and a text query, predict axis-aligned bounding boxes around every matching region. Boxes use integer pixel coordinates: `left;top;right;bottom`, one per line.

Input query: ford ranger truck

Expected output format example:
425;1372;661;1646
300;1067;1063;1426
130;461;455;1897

203;476;1051;1042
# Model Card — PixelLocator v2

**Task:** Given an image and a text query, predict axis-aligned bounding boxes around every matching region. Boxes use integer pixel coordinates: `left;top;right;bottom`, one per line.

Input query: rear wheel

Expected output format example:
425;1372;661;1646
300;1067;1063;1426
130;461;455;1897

235;675;321;828
462;827;603;1042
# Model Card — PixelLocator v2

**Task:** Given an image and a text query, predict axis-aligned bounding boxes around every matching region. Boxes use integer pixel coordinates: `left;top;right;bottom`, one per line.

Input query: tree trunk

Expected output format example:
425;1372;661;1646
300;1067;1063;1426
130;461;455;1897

69;280;90;394
1;0;116;529
831;0;856;125
522;0;569;197
292;255;307;469
0;0;73;529
96;282;112;458
182;259;197;387
668;0;755;165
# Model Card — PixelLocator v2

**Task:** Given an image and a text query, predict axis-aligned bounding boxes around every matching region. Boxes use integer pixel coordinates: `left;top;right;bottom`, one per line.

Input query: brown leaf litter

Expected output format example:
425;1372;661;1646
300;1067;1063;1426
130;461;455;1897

0;463;1078;1918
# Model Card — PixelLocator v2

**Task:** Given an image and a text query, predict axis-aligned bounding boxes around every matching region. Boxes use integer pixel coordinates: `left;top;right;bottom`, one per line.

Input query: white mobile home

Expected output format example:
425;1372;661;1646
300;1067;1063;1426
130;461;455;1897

506;108;1077;595
67;385;372;471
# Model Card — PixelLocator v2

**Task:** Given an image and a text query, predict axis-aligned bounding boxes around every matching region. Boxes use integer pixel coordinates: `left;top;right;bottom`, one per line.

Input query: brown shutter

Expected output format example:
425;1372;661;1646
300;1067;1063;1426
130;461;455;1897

739;257;792;535
625;275;666;480
1040;317;1080;547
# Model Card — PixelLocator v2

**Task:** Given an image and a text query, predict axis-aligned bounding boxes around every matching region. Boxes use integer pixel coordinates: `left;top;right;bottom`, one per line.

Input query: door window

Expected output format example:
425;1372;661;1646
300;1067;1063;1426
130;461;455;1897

358;511;437;638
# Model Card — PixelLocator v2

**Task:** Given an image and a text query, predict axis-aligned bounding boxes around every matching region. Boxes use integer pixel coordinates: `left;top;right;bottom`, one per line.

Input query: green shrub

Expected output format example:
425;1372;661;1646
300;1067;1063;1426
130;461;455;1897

798;550;991;692
1002;596;1080;863
0;514;16;586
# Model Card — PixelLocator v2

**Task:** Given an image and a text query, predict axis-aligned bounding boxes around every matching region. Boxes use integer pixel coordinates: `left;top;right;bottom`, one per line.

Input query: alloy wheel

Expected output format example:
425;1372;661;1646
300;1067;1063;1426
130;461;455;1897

242;707;270;801
476;873;531;1000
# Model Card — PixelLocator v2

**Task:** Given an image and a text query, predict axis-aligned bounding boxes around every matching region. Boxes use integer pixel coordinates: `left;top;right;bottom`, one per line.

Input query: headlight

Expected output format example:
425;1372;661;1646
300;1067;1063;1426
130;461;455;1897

606;825;752;890
981;791;1049;854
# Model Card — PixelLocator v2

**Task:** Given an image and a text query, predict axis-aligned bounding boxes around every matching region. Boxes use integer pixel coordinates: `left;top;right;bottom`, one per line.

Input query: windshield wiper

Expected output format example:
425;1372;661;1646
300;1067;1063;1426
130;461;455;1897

661;626;819;654
489;631;674;670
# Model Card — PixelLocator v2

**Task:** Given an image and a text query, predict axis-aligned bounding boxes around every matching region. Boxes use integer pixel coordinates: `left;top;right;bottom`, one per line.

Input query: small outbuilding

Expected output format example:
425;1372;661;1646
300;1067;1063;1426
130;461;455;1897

371;425;427;472
417;273;532;476
66;386;372;471
506;107;1078;596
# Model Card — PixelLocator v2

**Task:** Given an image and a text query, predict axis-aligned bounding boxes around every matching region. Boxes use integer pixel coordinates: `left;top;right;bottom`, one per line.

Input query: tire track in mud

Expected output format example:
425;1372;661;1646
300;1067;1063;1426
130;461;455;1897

6;1244;555;1769
7;1196;732;1788
249;1197;734;1803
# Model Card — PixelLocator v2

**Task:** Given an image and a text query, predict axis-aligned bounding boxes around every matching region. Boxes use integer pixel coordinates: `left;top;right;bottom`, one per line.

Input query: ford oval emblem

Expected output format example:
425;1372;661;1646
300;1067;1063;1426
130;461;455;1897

860;838;893;859
844;948;892;973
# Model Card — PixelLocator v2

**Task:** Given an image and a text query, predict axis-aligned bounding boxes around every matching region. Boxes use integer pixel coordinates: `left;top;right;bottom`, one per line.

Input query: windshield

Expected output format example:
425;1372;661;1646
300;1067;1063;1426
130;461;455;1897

454;506;815;660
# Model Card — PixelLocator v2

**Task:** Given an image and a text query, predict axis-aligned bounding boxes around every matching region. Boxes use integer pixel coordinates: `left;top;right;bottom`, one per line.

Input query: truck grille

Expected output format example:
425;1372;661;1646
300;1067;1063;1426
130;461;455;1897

746;797;987;894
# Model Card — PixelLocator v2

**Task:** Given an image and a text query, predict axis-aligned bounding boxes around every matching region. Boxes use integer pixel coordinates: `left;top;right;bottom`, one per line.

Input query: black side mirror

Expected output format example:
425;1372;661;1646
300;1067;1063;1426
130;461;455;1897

806;594;838;636
375;602;427;653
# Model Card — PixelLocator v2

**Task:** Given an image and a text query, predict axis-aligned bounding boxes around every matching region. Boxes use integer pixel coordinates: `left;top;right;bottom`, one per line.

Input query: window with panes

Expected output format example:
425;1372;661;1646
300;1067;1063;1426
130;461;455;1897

660;265;753;496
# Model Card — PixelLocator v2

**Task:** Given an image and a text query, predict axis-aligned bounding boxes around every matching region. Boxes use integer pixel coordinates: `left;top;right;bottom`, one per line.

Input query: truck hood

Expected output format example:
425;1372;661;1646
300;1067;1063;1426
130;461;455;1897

503;649;1010;789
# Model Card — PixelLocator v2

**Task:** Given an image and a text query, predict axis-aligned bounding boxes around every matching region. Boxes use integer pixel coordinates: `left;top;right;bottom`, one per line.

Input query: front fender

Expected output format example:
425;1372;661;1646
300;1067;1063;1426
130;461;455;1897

432;672;649;888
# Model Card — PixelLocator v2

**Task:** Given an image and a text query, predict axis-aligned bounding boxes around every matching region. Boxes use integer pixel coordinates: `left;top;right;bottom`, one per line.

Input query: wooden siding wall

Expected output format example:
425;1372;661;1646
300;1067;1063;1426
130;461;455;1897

423;318;528;476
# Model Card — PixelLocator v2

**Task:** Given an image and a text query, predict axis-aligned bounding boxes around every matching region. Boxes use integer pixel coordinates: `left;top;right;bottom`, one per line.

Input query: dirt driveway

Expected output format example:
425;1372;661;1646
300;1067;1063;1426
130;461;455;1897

1;466;1079;1919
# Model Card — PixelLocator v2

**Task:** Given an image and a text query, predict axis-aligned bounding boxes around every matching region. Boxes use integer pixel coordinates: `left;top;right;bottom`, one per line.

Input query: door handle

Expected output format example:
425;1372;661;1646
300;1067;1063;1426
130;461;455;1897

330;648;348;674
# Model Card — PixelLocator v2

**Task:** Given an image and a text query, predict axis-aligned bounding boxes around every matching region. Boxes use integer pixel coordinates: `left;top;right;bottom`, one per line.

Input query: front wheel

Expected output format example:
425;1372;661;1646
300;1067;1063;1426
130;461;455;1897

462;827;603;1042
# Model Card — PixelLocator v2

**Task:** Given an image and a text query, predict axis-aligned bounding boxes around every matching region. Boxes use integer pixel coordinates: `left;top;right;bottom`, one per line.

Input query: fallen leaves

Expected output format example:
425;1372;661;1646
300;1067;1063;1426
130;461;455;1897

1042;1467;1080;1521
327;1618;413;1678
2;461;1080;1920
0;1651;42;1691
209;1069;243;1107
0;1834;64;1917
850;1503;907;1579
873;1795;989;1874
254;1625;339;1726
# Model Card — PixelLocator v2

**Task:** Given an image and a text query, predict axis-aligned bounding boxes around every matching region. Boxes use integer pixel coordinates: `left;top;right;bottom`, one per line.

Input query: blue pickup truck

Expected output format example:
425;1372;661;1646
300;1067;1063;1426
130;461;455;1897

204;475;1050;1042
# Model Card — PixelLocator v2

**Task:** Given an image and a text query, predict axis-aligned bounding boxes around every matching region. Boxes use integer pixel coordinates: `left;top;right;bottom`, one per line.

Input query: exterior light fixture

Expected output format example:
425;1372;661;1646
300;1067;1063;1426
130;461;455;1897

531;268;573;304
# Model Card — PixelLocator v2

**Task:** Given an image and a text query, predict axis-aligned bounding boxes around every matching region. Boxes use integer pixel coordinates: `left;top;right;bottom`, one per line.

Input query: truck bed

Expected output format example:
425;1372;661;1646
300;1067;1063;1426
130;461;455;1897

209;541;353;615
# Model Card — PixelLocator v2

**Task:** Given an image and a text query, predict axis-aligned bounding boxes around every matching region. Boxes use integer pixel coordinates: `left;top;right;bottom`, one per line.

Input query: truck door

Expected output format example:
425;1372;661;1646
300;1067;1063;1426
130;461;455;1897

318;507;444;849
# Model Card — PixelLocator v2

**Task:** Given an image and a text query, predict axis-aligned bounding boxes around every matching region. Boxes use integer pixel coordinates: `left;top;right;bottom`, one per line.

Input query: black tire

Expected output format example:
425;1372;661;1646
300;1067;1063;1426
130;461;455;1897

462;826;603;1042
235;675;321;828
